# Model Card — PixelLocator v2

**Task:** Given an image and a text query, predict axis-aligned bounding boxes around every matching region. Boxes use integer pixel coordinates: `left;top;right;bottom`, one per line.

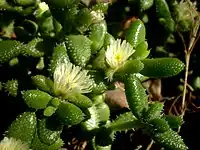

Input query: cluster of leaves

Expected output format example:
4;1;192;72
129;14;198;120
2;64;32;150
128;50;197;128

0;0;198;150
107;0;198;56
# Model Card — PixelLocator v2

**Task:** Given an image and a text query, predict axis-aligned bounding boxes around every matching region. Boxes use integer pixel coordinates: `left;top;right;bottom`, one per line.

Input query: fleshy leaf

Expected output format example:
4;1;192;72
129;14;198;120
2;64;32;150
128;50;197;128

153;129;188;150
163;115;184;129
141;58;185;78
124;75;148;118
155;0;175;32
125;19;146;48
49;43;70;75
89;20;107;54
0;40;23;64
6;112;37;145
38;118;62;145
65;35;92;67
22;90;52;109
109;112;142;131
66;93;93;109
56;102;85;125
131;41;150;60
31;75;54;93
4;79;18;97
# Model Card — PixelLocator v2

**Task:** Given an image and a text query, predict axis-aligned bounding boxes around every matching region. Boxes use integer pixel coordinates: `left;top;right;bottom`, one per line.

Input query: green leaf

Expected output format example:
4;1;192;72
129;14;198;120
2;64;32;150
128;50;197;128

139;0;154;11
134;73;149;82
153;129;188;150
38;118;62;145
95;127;114;146
149;118;170;133
141;58;185;78
96;102;110;123
49;43;70;75
80;105;99;131
38;14;56;37
22;19;38;36
36;57;45;70
124;75;148;118
66;35;92;67
89;71;107;94
92;48;107;70
44;0;79;8
22;90;52;109
4;79;18;97
7;112;37;145
143;102;164;122
163;115;184;129
66;93;93;109
9;57;19;67
131;41;150;60
109;112;142;131
56;102;85;125
125;19;146;48
0;1;35;16
91;2;109;13
1;19;15;38
22;38;45;57
61;6;78;33
95;145;111;150
43;106;57;117
50;97;61;107
115;59;144;76
103;33;115;49
0;40;23;64
76;8;92;32
31;75;54;93
155;0;175;32
31;131;63;150
89;20;107;54
13;0;36;6
91;93;105;106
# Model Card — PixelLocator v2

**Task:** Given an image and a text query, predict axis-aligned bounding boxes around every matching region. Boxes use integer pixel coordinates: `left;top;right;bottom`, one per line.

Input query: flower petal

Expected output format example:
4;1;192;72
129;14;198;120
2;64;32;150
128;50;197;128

105;39;134;69
0;137;29;150
105;39;135;80
53;62;93;96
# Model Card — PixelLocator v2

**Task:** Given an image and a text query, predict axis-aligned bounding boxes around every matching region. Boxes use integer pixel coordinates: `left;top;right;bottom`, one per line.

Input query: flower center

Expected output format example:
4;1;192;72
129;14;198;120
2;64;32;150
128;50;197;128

115;54;122;62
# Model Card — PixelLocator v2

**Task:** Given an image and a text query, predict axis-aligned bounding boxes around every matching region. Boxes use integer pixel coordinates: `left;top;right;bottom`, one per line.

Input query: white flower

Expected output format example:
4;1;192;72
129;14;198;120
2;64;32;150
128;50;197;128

105;39;135;79
53;62;93;97
91;10;104;23
0;137;29;150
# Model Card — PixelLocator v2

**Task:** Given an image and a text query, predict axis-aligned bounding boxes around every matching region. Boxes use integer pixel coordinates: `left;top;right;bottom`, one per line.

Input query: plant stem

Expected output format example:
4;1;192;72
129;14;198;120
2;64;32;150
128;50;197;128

181;10;200;115
146;140;154;150
181;53;190;113
135;145;143;150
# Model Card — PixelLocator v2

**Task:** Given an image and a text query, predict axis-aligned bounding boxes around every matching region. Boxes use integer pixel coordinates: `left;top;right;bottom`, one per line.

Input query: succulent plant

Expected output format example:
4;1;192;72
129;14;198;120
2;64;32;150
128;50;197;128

1;0;196;149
